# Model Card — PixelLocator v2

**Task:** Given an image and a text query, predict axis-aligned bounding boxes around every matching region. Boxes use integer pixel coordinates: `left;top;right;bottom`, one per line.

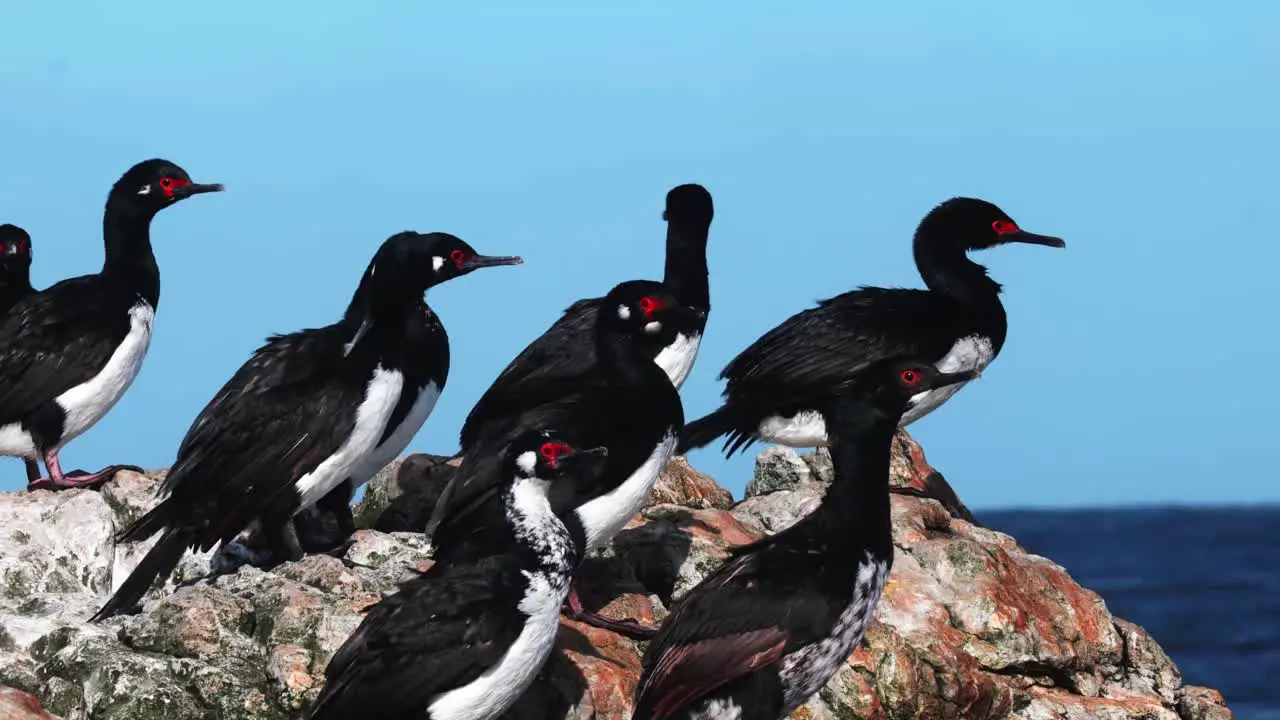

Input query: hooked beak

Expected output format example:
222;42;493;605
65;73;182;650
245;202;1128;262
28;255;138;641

932;368;981;390
173;182;225;199
1005;230;1065;249
461;254;523;271
555;446;609;473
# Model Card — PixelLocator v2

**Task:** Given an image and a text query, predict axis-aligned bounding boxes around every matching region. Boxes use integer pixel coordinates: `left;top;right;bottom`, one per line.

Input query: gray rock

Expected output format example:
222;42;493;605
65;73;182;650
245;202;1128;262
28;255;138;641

745;446;814;496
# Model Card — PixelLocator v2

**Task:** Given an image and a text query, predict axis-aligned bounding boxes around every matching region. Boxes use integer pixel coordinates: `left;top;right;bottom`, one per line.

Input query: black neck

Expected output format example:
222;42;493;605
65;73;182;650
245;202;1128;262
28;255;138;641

663;217;711;312
809;403;899;552
913;233;1004;310
595;328;658;387
101;204;160;307
0;275;32;309
340;266;424;356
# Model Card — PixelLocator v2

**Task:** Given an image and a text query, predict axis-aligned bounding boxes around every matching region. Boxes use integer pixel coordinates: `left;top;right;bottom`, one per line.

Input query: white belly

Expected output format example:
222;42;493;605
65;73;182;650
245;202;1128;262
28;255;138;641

780;553;888;712
0;424;37;458
899;334;993;426
427;571;569;720
56;302;156;448
654;332;702;389
294;366;404;510
347;380;441;489
575;433;677;553
756;335;995;446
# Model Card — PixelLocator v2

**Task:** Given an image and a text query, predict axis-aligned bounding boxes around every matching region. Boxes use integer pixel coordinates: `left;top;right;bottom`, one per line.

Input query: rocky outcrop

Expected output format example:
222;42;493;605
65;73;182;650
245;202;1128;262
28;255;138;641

0;432;1232;720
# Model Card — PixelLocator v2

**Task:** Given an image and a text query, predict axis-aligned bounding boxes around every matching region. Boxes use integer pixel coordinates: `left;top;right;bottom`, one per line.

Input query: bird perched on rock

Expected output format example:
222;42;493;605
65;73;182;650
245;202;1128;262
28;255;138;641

459;183;714;451
0;160;222;491
680;197;1063;458
309;431;609;720
91;231;519;622
634;358;978;720
429;280;699;638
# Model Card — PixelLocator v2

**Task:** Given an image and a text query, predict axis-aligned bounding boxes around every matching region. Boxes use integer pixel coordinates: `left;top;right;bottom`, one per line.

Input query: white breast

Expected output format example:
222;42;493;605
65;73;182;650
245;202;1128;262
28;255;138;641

689;698;744;720
575;432;677;553
755;334;995;448
294;366;404;510
779;553;888;712
756;410;828;448
427;477;573;720
654;332;702;389
54;302;156;448
899;334;993;426
347;380;441;489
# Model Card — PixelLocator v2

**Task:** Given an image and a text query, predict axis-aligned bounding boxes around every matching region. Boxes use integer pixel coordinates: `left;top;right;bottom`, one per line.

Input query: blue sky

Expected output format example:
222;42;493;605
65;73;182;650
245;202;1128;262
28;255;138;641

1;2;1276;508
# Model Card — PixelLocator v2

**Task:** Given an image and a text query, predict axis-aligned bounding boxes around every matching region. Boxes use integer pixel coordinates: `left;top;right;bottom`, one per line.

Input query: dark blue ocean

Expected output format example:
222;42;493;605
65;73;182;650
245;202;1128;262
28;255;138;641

984;506;1280;720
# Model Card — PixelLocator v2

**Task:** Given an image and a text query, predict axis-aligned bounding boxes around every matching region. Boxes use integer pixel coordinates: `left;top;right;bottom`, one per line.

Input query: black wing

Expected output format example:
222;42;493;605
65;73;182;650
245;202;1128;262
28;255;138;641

458;298;601;450
0;276;130;426
310;555;527;719
159;324;368;548
635;547;835;719
720;287;974;403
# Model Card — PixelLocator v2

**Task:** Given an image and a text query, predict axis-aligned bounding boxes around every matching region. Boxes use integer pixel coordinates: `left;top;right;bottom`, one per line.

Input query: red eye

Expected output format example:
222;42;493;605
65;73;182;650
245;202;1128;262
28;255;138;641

157;176;190;198
638;296;664;318
449;249;467;268
900;369;920;386
160;177;174;188
992;220;1019;235
539;442;572;468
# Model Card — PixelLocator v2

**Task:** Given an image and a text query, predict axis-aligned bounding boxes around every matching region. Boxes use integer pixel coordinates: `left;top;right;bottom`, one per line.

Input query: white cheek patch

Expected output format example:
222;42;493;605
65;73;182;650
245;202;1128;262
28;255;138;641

432;256;445;272
643;321;662;335
516;450;537;476
137;185;151;195
617;305;631;320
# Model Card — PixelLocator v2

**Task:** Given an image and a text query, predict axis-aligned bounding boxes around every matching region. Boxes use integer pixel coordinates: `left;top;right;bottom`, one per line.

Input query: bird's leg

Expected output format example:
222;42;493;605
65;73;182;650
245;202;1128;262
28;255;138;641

26;450;135;491
261;518;306;565
23;458;40;486
562;583;659;641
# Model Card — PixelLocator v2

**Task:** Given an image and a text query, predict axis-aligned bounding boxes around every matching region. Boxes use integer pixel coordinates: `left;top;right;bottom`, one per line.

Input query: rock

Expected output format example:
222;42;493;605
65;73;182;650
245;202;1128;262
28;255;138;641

1176;686;1234;720
0;430;1232;719
355;453;459;532
646;457;733;510
0;686;62;720
746;446;815;496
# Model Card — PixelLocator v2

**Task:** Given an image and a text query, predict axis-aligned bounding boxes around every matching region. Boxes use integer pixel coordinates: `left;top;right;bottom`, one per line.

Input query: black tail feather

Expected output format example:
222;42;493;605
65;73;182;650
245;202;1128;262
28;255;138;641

116;500;171;544
91;527;190;623
678;406;741;455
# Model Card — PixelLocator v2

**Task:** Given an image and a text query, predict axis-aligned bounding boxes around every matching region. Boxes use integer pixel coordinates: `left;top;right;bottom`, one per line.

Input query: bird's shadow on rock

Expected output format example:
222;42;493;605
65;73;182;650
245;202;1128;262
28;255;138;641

499;626;597;720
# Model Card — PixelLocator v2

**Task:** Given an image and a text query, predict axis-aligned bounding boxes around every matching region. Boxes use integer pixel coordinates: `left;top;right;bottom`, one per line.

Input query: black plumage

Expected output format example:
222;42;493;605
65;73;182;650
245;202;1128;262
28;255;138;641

0;223;34;314
680;197;1064;457
459;183;713;452
428;280;697;637
309;432;608;720
91;232;519;622
634;359;978;720
0;160;222;491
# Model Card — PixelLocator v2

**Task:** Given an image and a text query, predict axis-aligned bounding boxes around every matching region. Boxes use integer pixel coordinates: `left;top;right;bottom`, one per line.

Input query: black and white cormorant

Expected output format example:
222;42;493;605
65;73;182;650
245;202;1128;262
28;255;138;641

633;359;978;720
427;280;697;637
308;431;608;720
302;241;523;550
680;197;1064;457
0;223;34;313
458;183;713;451
91;232;519;622
0;160;223;491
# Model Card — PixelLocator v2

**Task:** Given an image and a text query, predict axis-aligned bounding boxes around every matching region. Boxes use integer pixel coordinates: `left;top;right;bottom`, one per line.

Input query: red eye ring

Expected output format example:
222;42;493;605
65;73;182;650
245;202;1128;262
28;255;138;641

638;296;659;318
992;220;1019;235
160;177;174;188
900;369;920;386
539;442;572;468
